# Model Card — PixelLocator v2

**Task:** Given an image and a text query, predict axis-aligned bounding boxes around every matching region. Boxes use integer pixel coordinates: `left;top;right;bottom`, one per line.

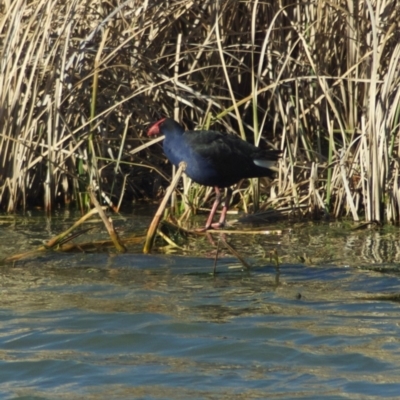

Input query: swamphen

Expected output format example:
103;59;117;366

148;118;281;230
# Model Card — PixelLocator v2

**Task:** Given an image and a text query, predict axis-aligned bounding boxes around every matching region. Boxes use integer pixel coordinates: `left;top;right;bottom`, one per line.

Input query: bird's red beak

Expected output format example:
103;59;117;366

147;118;166;136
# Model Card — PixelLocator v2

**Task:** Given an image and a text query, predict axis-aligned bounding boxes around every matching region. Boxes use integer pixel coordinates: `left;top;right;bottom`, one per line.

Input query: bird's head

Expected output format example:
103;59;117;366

147;118;184;137
147;118;167;136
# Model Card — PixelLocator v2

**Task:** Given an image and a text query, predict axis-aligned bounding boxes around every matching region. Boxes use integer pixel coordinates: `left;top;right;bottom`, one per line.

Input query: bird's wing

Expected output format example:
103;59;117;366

183;130;280;164
183;130;250;162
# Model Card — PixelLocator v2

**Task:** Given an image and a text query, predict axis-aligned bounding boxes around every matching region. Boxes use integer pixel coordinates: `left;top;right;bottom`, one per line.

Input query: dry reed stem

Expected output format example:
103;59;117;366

88;186;126;253
0;0;399;224
143;161;186;254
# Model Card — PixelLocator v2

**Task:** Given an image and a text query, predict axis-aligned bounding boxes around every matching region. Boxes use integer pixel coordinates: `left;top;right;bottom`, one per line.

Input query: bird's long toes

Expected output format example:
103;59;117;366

209;222;225;230
194;223;224;232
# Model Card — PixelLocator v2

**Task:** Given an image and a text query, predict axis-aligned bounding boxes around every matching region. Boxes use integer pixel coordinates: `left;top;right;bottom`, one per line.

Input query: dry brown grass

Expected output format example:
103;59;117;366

0;0;399;223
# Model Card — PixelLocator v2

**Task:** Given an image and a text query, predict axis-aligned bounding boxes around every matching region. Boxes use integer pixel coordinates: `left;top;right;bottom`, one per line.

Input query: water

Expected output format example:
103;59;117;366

1;212;400;399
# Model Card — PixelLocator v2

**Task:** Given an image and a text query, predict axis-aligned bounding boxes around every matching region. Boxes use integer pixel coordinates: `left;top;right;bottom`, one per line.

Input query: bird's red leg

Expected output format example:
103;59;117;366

203;187;222;230
211;187;232;229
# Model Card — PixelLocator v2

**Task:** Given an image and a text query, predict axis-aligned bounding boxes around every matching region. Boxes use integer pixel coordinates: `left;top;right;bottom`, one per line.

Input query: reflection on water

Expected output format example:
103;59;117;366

1;213;400;399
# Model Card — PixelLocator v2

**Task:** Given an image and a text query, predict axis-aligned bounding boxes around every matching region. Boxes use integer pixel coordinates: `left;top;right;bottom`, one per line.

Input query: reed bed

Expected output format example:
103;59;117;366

0;0;399;223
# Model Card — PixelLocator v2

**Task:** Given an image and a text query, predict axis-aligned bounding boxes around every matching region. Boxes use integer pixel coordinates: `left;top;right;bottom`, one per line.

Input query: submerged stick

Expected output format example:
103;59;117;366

58;235;145;252
219;235;251;270
213;238;221;274
143;162;186;254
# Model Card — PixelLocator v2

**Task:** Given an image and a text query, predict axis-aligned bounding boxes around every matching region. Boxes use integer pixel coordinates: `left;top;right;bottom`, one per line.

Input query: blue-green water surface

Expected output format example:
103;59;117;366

1;213;400;399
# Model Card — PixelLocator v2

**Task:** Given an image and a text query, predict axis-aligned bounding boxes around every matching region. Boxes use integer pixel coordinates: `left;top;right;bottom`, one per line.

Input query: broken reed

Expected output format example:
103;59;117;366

0;0;399;222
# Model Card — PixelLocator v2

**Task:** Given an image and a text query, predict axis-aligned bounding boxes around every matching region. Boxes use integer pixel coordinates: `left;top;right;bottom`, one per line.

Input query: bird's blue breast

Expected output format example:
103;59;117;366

163;136;221;186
